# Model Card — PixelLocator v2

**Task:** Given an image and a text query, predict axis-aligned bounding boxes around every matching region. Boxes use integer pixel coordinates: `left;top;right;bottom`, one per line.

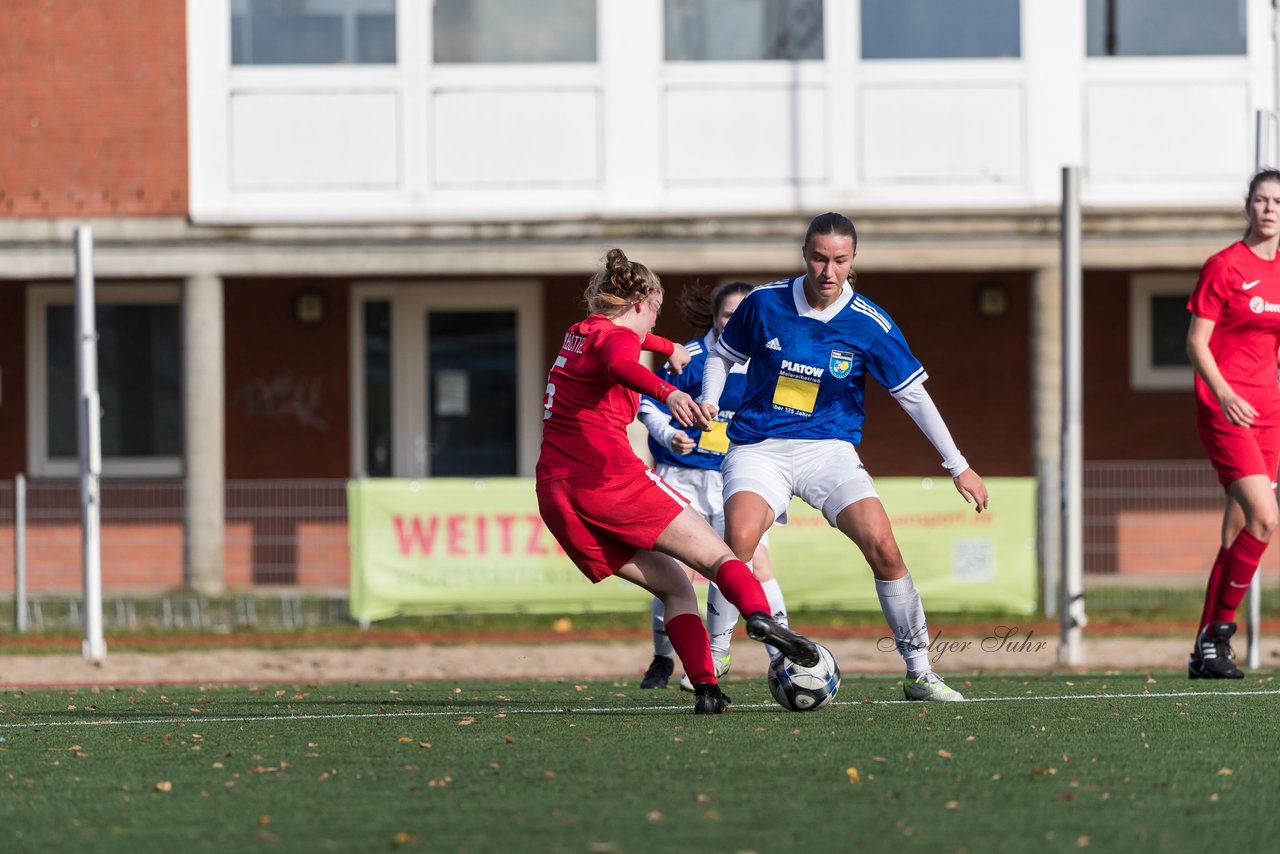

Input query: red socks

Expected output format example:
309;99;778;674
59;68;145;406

1197;547;1229;631
665;613;714;686
1211;529;1269;623
711;559;770;617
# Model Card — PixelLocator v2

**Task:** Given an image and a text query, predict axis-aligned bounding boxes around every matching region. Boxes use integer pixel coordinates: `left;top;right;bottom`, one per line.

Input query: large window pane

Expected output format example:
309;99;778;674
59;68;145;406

434;0;597;63
1087;0;1245;56
861;0;1020;59
46;304;182;459
231;0;397;65
665;0;823;61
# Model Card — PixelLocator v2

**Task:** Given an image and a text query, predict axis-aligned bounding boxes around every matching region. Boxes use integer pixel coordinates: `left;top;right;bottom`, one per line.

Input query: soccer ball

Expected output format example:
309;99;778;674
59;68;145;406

767;643;840;712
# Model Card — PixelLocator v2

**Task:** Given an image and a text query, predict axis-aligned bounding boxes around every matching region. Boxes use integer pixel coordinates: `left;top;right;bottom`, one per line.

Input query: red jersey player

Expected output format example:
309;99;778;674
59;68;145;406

536;248;819;713
1185;168;1280;679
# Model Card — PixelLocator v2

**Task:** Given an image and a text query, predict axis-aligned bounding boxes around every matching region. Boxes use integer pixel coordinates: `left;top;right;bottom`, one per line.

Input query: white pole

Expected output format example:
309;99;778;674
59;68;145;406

1246;107;1279;670
75;226;106;663
15;474;27;633
1059;166;1086;665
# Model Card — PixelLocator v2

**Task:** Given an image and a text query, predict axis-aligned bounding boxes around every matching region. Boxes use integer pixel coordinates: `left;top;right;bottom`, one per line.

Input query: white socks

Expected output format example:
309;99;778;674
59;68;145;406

650;597;674;658
875;571;931;676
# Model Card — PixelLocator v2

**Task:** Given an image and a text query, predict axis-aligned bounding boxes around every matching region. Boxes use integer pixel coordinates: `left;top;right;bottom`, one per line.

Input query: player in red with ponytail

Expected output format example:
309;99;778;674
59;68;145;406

1186;169;1280;679
536;248;819;713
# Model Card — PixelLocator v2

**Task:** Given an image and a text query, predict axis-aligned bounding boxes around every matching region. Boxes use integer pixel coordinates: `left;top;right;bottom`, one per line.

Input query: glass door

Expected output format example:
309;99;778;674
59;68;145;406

351;281;543;478
427;310;517;476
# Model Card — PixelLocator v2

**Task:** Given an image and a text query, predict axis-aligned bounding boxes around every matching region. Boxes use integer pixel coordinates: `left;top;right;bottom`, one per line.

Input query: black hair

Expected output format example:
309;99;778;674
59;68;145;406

804;211;858;251
803;212;858;284
680;280;754;332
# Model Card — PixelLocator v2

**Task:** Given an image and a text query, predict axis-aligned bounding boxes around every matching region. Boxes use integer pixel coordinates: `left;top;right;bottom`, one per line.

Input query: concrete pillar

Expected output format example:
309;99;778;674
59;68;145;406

183;273;225;595
1031;265;1063;617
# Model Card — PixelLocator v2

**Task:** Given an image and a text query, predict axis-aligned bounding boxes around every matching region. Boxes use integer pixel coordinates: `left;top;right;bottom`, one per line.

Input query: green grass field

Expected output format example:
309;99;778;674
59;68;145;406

3;673;1278;852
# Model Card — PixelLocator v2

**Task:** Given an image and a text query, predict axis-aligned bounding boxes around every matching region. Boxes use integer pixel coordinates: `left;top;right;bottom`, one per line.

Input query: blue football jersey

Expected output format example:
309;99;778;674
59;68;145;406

714;276;926;445
641;331;752;471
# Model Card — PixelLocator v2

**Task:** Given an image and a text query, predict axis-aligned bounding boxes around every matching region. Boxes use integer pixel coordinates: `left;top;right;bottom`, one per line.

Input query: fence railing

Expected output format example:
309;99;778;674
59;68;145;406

0;466;1273;623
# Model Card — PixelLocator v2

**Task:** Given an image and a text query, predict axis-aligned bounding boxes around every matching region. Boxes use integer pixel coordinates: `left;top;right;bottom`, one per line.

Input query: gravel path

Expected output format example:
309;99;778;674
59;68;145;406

2;632;1259;689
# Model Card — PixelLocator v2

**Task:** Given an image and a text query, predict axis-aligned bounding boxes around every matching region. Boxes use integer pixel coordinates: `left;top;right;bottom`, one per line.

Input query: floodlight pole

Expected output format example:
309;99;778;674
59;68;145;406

75;226;106;663
1059;166;1086;666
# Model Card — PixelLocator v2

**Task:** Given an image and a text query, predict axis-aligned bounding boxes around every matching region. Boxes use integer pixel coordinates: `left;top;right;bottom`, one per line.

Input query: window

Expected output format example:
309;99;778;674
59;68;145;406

28;286;182;476
1130;274;1193;391
231;0;396;65
1087;0;1246;57
665;0;823;61
860;0;1020;60
433;0;597;63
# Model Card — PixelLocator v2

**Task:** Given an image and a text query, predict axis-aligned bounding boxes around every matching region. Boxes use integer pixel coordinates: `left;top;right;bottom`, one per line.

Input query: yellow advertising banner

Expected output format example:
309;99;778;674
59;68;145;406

348;478;1037;622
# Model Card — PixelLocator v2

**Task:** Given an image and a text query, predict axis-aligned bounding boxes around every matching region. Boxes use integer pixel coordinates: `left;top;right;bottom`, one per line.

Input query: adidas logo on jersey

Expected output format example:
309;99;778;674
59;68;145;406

766;338;782;351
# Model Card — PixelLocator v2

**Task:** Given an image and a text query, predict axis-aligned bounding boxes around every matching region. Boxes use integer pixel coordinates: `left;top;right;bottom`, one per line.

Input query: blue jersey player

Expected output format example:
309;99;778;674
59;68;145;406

635;282;790;691
699;212;989;702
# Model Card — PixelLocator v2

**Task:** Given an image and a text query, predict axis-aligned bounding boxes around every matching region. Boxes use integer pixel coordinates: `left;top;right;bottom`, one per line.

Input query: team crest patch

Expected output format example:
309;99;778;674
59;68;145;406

828;350;854;379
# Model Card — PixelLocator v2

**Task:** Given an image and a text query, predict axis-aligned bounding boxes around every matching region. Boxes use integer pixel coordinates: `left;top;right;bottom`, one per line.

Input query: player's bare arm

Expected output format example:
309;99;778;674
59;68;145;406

953;468;988;513
1188;314;1257;427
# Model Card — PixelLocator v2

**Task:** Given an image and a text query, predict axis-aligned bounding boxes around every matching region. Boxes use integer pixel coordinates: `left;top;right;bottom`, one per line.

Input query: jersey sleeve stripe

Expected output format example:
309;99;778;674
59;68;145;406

715;337;749;364
850;297;891;333
887;367;927;396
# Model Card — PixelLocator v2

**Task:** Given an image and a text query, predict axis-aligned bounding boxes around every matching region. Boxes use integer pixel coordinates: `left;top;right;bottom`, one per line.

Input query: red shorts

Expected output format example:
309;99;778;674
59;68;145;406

536;470;688;582
1197;416;1280;489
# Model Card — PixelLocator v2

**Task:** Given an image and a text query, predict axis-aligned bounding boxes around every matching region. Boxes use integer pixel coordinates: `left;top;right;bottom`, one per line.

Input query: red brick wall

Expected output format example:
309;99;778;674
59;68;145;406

224;279;351;478
1083;270;1202;459
0;0;188;216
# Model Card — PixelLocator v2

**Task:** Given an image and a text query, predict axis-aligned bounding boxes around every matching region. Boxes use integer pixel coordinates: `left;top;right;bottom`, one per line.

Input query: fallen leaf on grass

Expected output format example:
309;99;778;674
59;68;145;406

645;811;663;823
459;717;476;726
937;750;952;759
154;781;172;793
392;832;421;847
1217;768;1233;776
846;768;861;783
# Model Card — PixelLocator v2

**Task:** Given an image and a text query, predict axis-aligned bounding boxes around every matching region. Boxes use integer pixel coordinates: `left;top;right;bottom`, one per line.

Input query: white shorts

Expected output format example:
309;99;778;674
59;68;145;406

721;438;878;527
655;465;724;536
655;463;774;545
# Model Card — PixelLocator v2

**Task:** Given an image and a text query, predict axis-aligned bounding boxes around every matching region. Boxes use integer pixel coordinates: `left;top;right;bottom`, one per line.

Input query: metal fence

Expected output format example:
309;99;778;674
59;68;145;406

0;466;1274;628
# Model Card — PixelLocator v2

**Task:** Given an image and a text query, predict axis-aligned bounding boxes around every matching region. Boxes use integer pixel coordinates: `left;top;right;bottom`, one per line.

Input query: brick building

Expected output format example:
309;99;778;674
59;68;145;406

0;0;1271;593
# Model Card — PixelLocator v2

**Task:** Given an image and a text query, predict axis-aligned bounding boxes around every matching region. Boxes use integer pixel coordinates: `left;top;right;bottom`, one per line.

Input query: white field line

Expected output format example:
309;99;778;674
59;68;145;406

3;687;1280;729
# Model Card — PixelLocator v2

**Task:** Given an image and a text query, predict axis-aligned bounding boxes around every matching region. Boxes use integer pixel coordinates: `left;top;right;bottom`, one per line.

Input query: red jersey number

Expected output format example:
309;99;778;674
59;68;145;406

542;356;568;421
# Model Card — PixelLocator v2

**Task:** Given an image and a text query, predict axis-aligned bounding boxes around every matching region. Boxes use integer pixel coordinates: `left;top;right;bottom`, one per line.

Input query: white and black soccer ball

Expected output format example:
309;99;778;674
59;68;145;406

767;643;840;712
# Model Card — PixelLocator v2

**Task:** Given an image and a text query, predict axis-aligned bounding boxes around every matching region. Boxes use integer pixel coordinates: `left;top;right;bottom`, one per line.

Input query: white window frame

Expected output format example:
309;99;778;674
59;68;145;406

27;284;183;478
1129;273;1194;391
349;280;544;478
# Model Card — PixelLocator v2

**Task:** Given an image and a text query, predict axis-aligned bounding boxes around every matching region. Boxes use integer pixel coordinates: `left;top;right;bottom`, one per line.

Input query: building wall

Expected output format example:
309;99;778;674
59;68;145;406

1084;270;1202;460
224;279;351;478
0;0;188;217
